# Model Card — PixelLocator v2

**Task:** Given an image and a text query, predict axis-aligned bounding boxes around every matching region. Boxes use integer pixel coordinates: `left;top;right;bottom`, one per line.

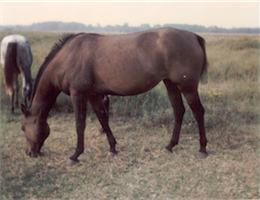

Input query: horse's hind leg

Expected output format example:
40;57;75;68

8;74;18;113
182;89;208;158
163;79;185;153
9;89;15;113
5;76;16;113
89;95;117;155
13;74;19;109
99;95;109;134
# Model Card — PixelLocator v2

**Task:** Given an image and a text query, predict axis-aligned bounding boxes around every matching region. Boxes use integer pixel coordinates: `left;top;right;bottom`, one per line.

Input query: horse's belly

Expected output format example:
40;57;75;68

97;75;161;96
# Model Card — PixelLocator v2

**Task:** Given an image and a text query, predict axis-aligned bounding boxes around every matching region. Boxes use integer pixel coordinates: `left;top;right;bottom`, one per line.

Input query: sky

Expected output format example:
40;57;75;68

0;1;259;29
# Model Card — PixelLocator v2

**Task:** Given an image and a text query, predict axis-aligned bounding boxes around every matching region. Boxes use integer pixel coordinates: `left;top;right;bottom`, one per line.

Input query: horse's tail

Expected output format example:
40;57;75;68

4;42;18;94
196;35;208;78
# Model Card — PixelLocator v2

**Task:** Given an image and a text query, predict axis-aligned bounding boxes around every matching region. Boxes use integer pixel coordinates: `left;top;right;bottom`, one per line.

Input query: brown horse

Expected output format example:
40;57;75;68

1;34;33;112
21;28;208;166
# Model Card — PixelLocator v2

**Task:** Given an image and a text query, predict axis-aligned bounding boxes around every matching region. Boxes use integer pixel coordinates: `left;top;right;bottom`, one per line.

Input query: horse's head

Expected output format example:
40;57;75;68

21;104;50;157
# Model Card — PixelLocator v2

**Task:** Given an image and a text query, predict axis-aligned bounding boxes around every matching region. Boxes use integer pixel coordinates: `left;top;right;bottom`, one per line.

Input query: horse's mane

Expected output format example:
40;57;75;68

28;33;84;108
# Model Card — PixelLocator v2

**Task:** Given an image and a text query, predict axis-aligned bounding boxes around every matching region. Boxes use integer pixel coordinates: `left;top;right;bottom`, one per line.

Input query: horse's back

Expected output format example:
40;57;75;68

47;28;206;96
48;31;166;95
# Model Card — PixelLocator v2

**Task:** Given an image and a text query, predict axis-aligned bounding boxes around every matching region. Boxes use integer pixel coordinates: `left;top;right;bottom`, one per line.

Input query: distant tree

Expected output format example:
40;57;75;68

121;23;129;33
140;24;150;31
153;24;162;29
1;21;259;34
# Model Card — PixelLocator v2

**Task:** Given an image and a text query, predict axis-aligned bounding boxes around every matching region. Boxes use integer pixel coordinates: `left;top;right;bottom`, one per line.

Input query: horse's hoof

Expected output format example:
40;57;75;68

99;129;106;135
107;151;117;157
198;151;208;159
96;129;104;136
66;158;79;166
162;148;172;154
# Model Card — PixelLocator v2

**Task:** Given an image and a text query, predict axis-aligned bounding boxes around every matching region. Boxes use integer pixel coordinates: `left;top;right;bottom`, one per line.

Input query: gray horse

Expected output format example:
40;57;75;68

1;34;33;112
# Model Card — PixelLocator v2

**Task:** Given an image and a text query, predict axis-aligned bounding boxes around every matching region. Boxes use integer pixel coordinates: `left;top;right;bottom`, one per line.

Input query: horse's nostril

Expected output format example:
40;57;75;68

26;150;33;157
26;148;39;157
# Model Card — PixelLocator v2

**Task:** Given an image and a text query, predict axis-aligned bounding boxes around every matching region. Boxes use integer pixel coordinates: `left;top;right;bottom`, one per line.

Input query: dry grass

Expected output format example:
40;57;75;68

0;32;259;199
1;113;259;199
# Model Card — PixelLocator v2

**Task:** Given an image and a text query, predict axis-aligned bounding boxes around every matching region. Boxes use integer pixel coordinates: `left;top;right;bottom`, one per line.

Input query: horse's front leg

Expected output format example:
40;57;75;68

67;92;87;166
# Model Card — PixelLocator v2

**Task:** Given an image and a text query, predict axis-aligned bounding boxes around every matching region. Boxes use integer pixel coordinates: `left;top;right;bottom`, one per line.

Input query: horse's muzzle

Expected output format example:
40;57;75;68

26;149;40;157
25;140;44;157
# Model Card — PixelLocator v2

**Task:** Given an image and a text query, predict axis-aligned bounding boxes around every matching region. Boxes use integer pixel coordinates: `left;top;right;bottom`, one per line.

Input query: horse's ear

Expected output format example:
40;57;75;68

21;104;30;116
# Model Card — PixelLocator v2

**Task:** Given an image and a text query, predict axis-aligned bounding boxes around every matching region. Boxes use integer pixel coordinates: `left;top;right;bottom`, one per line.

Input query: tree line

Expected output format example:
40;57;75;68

1;21;259;34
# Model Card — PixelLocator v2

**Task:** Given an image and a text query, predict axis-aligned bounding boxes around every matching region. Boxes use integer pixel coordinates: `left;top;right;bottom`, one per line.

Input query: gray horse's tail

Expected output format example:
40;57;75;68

4;42;18;93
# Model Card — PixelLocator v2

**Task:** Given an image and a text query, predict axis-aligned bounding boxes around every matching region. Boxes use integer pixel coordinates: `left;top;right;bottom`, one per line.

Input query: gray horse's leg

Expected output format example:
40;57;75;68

13;73;19;109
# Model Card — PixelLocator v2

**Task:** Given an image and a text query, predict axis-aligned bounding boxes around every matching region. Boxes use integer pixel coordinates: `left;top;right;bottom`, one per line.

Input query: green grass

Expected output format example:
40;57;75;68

0;31;259;199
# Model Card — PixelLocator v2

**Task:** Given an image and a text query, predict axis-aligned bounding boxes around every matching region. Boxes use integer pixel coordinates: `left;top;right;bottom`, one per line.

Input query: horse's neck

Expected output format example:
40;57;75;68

30;80;59;119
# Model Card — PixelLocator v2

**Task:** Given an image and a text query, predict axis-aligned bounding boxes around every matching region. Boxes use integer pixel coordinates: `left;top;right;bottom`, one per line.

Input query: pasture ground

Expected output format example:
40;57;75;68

0;31;259;199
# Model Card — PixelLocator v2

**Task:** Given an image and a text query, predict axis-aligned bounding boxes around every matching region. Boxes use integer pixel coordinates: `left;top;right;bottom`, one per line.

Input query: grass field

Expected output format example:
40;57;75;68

0;31;259;199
